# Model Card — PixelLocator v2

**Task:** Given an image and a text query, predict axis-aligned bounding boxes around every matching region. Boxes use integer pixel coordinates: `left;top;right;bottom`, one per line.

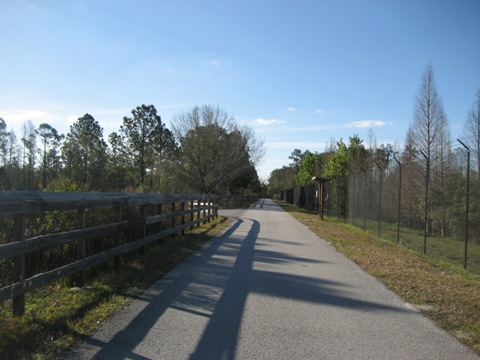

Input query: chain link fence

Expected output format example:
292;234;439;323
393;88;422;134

280;154;480;274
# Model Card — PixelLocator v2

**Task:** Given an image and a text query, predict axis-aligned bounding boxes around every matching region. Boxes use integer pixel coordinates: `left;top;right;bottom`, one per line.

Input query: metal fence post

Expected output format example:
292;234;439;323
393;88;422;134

361;168;367;230
420;150;429;255
348;170;355;226
394;156;402;244
375;162;382;237
458;139;470;269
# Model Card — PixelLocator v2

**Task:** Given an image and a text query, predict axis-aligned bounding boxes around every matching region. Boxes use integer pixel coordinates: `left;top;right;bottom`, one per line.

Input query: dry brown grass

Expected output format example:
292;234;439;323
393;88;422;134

277;201;480;354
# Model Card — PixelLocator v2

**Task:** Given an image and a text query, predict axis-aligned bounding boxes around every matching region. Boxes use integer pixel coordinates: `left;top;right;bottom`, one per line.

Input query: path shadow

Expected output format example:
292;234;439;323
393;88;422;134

76;219;245;360
188;219;407;360
72;211;411;360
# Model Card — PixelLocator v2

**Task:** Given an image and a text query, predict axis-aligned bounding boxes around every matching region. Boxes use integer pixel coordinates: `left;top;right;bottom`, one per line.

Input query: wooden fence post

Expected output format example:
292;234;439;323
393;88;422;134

13;213;26;316
140;205;146;255
207;198;211;223
203;199;207;225
157;204;163;234
181;201;186;236
76;207;86;287
114;207;122;270
190;200;194;230
171;202;177;237
197;199;201;228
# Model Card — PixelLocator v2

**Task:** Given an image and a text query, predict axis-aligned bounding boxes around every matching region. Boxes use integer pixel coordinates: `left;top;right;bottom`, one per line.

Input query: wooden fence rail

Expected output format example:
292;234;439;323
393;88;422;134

0;191;217;316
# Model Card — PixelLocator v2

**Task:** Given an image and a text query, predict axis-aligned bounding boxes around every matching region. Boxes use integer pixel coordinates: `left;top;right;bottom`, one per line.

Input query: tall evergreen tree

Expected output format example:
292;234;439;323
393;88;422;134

36;123;63;189
120;104;176;188
62;114;108;190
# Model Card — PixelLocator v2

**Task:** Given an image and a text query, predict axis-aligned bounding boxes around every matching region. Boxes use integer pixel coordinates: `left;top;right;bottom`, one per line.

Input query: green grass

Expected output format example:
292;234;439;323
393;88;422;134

277;200;480;355
341;215;480;274
3;203;480;358
0;216;231;359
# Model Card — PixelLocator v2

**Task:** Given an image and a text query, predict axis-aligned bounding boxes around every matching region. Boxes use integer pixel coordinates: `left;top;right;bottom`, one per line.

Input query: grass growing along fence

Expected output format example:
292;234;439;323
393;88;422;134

0;215;231;359
359;218;480;275
0;191;217;316
276;200;480;355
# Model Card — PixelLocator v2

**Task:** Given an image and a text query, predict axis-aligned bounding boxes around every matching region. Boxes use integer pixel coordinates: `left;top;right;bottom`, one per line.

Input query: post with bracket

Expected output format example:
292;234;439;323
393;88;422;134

13;213;26;316
457;139;470;269
76;206;86;287
312;176;330;220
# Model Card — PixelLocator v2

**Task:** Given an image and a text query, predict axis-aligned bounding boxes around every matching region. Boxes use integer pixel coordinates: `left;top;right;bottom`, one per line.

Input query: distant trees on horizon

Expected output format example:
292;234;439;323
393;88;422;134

268;64;480;194
267;63;480;240
0;104;264;195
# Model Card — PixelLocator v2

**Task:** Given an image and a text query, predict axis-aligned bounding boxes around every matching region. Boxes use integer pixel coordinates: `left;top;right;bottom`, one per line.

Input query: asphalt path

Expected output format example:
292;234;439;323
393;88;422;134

68;198;479;360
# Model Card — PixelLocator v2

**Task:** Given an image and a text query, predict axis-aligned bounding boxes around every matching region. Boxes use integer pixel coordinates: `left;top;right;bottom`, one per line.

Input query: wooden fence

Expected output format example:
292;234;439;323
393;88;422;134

0;191;217;316
216;194;260;209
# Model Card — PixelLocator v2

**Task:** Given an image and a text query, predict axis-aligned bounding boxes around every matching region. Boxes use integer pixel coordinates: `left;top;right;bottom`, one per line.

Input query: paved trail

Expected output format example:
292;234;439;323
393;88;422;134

69;199;479;360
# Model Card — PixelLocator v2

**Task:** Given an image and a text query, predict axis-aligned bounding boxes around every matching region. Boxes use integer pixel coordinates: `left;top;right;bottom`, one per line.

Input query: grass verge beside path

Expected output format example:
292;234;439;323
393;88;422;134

276;200;480;355
0;216;231;360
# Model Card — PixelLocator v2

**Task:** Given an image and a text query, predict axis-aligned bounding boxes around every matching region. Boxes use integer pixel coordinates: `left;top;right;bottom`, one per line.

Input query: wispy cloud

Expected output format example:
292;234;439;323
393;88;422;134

315;109;325;115
0;109;53;126
266;141;327;149
65;115;79;126
287;107;296;111
254;118;286;126
255;124;340;133
346;120;386;128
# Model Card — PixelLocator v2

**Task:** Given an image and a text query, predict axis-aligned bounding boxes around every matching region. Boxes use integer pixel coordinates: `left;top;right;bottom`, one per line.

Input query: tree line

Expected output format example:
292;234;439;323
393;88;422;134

268;64;480;239
0;104;265;195
269;64;480;192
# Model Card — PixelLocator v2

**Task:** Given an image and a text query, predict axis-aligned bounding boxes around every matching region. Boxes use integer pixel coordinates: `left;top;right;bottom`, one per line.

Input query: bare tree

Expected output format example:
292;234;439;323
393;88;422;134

36;123;63;189
409;63;450;165
462;87;480;175
407;63;452;236
21;120;37;190
0;118;7;167
172;105;264;193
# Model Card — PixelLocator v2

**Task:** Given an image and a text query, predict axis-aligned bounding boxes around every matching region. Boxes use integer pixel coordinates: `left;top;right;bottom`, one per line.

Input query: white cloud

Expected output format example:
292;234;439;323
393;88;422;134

65;115;79;126
315;109;325;115
254;118;286;126
266;141;326;149
346;120;386;128
255;124;340;134
287;107;296;111
0;109;53;126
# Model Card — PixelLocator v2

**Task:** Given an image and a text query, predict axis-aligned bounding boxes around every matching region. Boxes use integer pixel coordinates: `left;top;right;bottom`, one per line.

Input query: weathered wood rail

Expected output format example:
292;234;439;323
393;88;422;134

0;191;217;315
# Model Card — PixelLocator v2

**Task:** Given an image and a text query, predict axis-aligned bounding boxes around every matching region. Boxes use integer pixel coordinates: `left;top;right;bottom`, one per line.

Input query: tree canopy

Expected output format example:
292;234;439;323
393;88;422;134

0;104;264;195
172;105;263;194
120;104;176;187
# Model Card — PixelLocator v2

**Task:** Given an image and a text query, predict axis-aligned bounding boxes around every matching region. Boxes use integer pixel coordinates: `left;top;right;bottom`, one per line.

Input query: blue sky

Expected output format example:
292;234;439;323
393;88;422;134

1;0;479;181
